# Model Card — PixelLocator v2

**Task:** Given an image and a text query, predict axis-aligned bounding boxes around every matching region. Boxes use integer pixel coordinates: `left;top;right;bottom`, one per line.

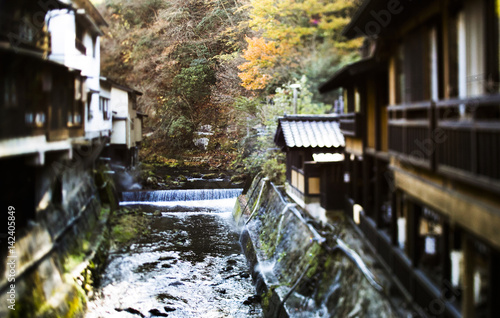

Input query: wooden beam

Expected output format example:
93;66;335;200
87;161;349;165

392;165;500;250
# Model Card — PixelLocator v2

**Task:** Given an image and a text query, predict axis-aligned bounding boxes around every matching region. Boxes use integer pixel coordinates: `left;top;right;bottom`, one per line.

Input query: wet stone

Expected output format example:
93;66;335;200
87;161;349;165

149;308;169;317
164;306;176;312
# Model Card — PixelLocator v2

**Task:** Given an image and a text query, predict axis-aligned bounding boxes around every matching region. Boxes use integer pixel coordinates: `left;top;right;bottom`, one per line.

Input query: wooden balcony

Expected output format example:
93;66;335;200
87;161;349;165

0;52;83;142
339;112;363;137
0;14;50;53
388;96;500;190
388;101;434;169
435;95;500;188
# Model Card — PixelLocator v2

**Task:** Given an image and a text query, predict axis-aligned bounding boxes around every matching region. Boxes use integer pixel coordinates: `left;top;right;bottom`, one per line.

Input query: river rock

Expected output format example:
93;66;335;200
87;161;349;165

115;307;145;317
153;210;162;217
149;308;169;317
230;174;246;182
164;306;176;312
202;173;217;179
243;295;261;305
146;176;157;185
191;172;202;178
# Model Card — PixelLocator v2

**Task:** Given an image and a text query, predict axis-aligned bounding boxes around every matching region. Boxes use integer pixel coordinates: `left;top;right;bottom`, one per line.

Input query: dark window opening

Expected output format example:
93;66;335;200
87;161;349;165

75;22;86;55
416;207;445;285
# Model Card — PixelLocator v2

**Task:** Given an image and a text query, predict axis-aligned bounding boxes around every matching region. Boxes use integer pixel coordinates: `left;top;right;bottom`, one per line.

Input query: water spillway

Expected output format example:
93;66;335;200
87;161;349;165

122;188;243;203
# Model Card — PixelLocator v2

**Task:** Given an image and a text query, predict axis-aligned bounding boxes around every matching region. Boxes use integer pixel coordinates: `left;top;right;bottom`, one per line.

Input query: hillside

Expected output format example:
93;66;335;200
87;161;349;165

97;0;361;170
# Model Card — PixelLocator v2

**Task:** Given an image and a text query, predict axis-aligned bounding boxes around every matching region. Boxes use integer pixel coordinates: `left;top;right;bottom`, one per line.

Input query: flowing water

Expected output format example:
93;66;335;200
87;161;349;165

85;189;262;318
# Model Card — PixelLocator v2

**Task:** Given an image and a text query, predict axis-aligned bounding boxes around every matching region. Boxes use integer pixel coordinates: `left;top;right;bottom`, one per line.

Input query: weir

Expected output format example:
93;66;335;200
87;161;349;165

122;188;243;202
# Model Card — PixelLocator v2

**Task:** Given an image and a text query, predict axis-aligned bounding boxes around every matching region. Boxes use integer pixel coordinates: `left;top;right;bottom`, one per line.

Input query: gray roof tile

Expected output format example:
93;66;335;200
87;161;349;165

277;117;345;149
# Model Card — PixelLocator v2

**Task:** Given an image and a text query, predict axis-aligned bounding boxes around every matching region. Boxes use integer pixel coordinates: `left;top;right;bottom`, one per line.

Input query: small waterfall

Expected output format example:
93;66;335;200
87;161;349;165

275;203;296;249
122;188;243;202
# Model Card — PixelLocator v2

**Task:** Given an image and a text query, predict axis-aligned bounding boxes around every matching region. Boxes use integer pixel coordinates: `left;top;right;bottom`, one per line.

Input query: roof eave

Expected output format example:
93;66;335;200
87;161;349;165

319;58;379;93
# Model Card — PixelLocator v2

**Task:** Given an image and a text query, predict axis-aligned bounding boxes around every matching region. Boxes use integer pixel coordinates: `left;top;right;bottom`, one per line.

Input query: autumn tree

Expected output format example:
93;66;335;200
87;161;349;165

238;0;362;91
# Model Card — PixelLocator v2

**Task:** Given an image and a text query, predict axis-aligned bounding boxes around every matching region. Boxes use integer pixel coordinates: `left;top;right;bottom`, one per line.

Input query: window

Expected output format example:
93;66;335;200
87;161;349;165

75;22;86;55
3;76;17;108
354;86;361;113
87;92;93;121
417;207;444;285
68;77;83;126
470;239;491;318
457;0;486;98
92;35;97;58
396;194;407;251
397;25;434;103
100;97;110;120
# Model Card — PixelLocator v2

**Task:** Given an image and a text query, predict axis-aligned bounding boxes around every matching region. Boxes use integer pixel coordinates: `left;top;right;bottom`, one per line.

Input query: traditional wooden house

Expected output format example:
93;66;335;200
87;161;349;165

320;0;500;317
0;1;118;316
274;114;345;210
319;51;391;221
101;77;145;167
47;0;109;141
0;0;89;216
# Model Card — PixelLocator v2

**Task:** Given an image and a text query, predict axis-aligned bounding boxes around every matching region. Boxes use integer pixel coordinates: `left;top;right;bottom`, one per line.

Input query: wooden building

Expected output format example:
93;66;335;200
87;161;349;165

0;1;119;316
274;114;345;210
320;0;500;317
101;77;146;168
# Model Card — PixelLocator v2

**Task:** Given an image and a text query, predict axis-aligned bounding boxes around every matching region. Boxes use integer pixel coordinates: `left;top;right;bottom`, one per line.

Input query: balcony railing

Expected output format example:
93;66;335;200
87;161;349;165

0;53;83;142
388;95;500;189
388;101;434;169
435;95;500;185
0;14;50;52
339;112;363;137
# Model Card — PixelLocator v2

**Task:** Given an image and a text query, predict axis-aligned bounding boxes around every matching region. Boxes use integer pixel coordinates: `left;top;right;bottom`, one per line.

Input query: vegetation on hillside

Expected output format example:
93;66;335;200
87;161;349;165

97;0;362;178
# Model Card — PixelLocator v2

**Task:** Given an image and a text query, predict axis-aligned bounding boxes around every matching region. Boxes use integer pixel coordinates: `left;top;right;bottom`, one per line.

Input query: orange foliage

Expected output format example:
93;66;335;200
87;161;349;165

237;37;283;90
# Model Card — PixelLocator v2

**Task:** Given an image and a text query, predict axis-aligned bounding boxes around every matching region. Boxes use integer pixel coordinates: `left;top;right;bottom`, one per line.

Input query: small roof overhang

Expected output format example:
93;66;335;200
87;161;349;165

100;77;143;96
274;115;345;150
319;58;382;94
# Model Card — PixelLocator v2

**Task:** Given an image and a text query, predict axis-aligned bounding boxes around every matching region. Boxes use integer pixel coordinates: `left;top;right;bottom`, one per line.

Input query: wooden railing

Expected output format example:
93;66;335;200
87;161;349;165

339;112;363;137
0;55;81;141
0;14;50;52
388;101;434;169
387;95;500;189
436;95;500;186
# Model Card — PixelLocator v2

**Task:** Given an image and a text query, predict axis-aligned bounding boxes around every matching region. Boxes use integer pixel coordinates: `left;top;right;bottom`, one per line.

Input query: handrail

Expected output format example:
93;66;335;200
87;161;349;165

386;95;500;110
435;94;500;108
387;100;433;111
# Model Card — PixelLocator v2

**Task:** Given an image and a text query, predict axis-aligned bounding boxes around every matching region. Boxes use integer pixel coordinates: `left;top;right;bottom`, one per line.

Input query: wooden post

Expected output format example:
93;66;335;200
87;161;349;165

462;235;475;318
441;0;451;99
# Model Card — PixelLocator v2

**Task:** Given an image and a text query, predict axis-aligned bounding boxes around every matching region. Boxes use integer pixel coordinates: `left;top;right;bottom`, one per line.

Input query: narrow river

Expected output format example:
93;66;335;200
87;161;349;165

85;189;262;318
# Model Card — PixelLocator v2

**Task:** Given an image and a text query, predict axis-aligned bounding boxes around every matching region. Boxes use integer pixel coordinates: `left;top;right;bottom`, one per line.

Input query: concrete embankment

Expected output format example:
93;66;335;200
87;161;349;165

0;164;117;318
234;177;401;318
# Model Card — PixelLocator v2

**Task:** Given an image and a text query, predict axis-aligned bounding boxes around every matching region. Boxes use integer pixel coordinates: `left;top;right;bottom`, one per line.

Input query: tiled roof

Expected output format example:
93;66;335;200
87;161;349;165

275;115;345;149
